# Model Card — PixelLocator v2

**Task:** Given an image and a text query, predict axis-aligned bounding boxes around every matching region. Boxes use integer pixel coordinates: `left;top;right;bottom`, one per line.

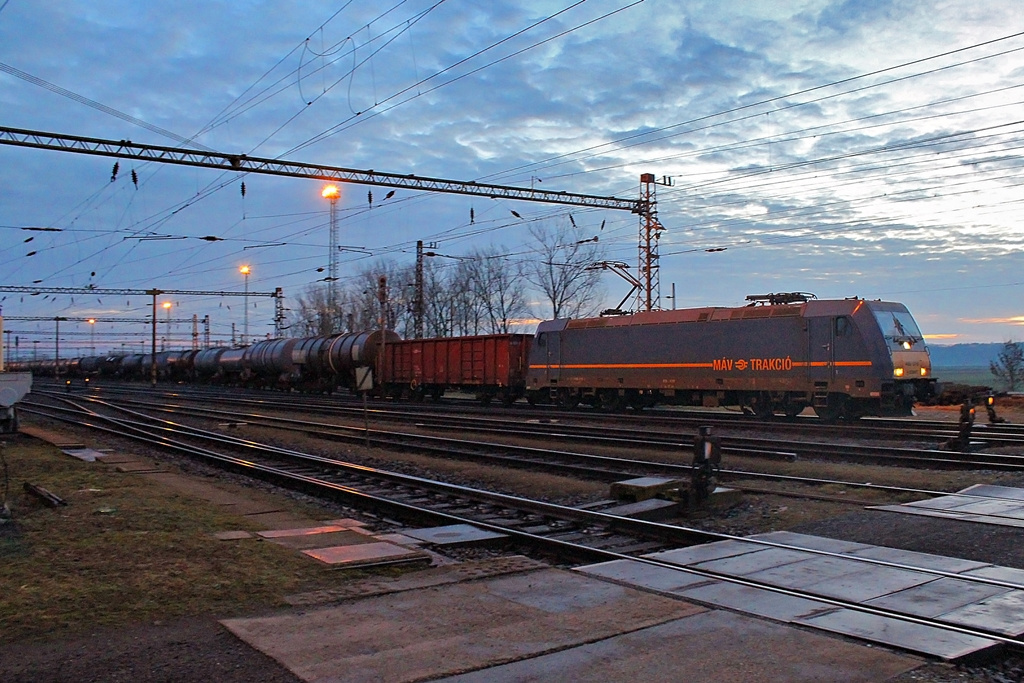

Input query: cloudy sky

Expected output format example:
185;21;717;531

1;0;1022;356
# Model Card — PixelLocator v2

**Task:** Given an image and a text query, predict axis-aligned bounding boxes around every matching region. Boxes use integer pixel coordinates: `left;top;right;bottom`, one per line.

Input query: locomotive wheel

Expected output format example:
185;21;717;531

744;393;774;419
783;400;808;418
814;395;848;421
599;391;626;412
556;390;580;409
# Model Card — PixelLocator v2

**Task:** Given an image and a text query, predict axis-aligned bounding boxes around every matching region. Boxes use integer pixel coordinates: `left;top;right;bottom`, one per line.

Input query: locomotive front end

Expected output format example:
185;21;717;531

868;303;936;405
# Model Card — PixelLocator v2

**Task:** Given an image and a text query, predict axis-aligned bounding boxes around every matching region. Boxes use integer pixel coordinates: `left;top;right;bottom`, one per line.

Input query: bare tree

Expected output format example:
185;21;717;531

422;259;461;336
464;246;528;333
349;262;408;333
990;340;1024;392
450;259;486;335
289;285;336;336
527;218;605;320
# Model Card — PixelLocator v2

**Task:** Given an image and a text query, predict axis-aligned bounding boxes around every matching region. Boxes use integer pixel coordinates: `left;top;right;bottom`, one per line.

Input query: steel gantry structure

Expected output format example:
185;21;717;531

0;125;666;310
4;316;211;355
0;126;644;210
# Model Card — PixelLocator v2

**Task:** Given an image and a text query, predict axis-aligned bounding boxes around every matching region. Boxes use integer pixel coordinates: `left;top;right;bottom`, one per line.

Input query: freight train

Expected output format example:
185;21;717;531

12;293;936;419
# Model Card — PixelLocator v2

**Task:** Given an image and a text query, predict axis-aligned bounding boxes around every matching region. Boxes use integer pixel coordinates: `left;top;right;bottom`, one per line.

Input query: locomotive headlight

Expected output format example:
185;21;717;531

902;341;912;350
894;367;905;377
920;367;928;376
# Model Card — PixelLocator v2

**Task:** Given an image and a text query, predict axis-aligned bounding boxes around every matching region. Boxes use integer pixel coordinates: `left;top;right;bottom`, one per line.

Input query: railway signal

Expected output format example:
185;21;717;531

691;426;722;504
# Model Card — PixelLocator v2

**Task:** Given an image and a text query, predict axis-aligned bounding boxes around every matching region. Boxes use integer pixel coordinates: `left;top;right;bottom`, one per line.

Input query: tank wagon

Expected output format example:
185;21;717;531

524;294;935;419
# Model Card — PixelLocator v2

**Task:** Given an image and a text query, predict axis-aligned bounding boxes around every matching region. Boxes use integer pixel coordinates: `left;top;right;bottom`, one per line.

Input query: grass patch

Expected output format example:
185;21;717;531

932;366;995;387
0;436;358;642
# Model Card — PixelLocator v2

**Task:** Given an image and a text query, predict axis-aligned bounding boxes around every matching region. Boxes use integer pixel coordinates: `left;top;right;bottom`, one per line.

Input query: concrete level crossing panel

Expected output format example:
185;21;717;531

798;565;935;603
437;609;919;683
797;609;999;661
964;565;1024;587
737;553;872;591
576;559;717;593
675;580;836;623
576;529;1024;660
646;539;761;565
687;547;812;577
872;485;1024;528
870;505;1024;528
959;484;1024;501
847;545;991;573
866;577;1012;617
746;531;873;554
937;589;1024;636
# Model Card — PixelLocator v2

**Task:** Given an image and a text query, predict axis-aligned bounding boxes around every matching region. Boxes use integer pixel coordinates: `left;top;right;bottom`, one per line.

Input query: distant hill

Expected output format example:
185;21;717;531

928;342;1004;368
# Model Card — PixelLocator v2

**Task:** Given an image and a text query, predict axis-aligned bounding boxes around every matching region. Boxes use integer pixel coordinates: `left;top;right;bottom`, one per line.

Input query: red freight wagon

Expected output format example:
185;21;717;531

380;334;533;404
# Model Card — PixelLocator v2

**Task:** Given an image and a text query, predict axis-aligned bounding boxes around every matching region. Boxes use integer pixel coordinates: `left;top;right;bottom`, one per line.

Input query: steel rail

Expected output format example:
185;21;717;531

63;380;1024;447
51;382;1024;469
33;391;1024;518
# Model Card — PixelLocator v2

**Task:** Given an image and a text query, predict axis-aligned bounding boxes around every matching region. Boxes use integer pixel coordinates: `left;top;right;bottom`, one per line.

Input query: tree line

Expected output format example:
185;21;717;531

991;340;1024;392
287;220;607;338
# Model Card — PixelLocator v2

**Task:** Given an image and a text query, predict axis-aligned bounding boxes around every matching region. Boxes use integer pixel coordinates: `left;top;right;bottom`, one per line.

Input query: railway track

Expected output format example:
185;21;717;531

26;390;1024;514
41;384;1024;472
19;394;1024;659
49;379;1024;448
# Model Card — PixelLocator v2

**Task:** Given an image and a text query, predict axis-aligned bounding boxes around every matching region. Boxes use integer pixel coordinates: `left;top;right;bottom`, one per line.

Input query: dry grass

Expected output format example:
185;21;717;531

0;437;355;642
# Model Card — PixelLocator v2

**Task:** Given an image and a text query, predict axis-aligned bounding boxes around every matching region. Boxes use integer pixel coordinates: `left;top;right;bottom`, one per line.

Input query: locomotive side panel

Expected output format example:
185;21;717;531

534;313;812;395
526;299;929;416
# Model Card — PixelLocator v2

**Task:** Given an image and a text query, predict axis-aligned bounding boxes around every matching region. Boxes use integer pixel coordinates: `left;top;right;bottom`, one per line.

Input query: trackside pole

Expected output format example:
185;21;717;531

356;366;373;447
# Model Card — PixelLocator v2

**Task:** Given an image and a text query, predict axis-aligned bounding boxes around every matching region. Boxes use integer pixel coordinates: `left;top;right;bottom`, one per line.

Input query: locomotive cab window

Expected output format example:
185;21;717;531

834;316;851;337
536;333;546;348
872;308;925;350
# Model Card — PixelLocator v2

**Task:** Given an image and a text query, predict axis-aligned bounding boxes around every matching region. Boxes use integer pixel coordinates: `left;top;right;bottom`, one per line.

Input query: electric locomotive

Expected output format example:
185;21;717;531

524;293;935;419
